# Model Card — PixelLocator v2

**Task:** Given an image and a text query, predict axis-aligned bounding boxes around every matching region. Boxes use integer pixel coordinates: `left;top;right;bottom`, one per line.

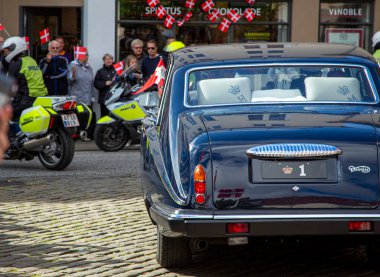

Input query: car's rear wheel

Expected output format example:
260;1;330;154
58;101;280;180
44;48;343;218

156;227;191;268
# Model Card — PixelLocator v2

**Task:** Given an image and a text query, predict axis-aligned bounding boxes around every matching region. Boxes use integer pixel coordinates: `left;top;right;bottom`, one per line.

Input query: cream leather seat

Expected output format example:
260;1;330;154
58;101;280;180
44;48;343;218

305;77;361;101
197;77;251;105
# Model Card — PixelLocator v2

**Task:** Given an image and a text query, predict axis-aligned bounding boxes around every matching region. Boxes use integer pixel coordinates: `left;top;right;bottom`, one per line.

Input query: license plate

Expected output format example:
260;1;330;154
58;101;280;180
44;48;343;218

61;113;80;127
261;160;327;179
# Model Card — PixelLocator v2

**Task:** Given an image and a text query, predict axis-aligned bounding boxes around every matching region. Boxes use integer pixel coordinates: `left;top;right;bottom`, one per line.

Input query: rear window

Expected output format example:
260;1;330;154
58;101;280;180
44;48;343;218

186;65;377;106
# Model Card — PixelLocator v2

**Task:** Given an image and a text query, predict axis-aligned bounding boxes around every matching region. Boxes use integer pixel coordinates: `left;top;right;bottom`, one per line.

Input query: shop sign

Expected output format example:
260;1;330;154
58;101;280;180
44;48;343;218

320;3;370;24
244;31;270;42
144;6;262;17
325;28;363;48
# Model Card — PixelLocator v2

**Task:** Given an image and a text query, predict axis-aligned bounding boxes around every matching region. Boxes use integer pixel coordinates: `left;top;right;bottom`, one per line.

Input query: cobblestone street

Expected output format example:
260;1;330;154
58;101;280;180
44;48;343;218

1;174;380;276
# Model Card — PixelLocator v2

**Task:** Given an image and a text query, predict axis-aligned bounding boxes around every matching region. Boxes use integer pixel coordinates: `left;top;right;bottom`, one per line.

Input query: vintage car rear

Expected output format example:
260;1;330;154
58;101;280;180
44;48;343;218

140;43;380;267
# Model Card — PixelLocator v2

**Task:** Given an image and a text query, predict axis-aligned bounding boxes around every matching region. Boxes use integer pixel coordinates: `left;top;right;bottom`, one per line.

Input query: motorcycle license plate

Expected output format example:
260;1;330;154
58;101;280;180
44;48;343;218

61;113;80;127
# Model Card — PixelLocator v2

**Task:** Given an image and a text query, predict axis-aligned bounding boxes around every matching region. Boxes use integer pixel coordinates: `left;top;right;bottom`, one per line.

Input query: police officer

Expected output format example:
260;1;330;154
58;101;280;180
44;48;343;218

2;36;47;120
372;31;380;64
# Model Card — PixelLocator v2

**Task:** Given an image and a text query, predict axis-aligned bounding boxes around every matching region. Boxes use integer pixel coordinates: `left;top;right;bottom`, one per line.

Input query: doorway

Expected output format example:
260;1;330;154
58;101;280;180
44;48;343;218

22;7;82;63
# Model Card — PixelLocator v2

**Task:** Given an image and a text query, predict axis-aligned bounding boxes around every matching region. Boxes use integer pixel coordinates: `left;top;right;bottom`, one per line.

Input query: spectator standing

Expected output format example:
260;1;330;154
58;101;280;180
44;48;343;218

141;39;161;80
39;40;69;96
130;39;147;69
124;54;141;87
94;53;117;117
56;36;73;62
68;48;95;140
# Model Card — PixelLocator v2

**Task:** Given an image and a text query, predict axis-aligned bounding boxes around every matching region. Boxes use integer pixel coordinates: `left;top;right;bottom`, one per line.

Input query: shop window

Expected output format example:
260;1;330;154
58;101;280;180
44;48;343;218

319;1;373;51
116;0;290;60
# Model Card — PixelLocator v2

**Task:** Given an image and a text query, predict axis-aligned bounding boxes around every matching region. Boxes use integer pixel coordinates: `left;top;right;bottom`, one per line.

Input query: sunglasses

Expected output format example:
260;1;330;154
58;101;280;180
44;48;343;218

133;46;143;49
51;47;60;50
147;47;157;50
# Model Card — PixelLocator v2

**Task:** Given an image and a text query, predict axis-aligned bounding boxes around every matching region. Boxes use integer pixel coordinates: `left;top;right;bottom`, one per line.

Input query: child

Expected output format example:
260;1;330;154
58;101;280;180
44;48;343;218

124;54;141;87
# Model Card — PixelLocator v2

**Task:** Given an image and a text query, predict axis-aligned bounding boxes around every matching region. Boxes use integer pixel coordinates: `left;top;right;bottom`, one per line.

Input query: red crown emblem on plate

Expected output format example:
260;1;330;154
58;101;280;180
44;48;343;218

282;166;293;174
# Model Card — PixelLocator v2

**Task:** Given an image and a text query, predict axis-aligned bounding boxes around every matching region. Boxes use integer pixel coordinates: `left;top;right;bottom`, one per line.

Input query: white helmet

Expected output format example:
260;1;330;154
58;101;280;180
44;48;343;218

372;31;380;48
3;36;27;63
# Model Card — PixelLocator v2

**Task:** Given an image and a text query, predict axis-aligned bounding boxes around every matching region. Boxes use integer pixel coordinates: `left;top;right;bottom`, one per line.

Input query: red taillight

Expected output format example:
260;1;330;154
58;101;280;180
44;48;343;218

62;101;76;110
227;223;249;234
349;221;372;232
194;164;206;204
49;117;55;129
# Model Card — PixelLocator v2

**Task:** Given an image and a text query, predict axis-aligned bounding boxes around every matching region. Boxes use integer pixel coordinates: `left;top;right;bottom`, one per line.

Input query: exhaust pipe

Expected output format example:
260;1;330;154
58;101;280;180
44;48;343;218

22;134;55;151
192;239;208;251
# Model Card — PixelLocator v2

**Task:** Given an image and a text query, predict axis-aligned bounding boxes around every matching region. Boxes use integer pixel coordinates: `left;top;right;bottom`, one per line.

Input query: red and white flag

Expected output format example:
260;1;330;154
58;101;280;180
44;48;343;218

218;18;230;33
177;19;185;27
74;46;87;60
39;28;50;44
244;8;255;22
147;0;159;7
227;9;241;23
207;9;221;23
164;15;175;29
23;36;30;50
134;58;166;94
185;0;196;9
0;23;4;31
113;60;125;76
201;0;215;12
156;5;167;19
184;11;193;21
245;0;255;5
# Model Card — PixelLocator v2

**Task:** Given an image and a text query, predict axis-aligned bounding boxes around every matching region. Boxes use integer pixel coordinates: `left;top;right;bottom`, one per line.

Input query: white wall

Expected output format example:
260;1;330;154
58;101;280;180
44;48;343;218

84;0;115;73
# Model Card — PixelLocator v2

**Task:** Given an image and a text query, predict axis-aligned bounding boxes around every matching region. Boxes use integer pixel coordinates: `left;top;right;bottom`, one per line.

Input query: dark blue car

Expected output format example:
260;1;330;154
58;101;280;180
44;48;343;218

140;43;380;267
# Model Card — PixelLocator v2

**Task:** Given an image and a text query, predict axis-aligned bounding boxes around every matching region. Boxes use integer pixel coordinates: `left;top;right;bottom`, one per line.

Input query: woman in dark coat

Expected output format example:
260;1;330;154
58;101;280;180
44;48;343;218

94;53;117;117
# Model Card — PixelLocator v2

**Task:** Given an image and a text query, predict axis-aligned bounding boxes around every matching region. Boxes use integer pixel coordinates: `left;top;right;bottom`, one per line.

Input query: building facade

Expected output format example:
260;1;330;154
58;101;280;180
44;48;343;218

0;0;380;71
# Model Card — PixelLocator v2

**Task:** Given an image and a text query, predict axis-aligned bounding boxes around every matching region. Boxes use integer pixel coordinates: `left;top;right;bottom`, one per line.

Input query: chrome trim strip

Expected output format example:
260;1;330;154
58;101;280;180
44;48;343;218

151;204;213;220
246;143;342;158
214;214;380;220
183;63;379;108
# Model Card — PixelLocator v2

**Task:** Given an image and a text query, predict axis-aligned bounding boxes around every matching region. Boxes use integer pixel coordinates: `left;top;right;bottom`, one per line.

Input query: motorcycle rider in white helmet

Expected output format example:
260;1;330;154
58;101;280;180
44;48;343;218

2;36;47;121
372;31;380;64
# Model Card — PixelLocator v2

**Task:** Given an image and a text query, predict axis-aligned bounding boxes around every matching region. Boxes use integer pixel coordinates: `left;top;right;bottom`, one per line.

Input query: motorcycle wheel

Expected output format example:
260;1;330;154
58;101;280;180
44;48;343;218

94;123;129;152
38;128;75;170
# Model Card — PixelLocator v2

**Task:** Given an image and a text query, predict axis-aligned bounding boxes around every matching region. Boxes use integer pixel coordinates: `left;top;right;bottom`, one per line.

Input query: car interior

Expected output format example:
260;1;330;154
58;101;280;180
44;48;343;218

187;65;375;105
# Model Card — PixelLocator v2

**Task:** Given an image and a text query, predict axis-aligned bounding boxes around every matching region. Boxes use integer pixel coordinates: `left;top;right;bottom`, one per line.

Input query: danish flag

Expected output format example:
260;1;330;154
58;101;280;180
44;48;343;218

246;0;255;5
134;57;166;95
177;19;185;27
244;8;255;22
227;9;241;23
218;18;230;33
147;0;159;8
207;9;221;23
164;15;175;29
185;0;196;9
39;28;50;44
156;5;167;19
184;11;193;21
74;46;87;60
0;23;4;31
201;0;215;12
113;60;125;76
23;36;30;50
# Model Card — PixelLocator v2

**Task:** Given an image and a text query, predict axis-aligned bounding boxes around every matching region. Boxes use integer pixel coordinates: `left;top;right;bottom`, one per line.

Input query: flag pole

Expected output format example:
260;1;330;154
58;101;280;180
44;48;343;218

1;28;11;38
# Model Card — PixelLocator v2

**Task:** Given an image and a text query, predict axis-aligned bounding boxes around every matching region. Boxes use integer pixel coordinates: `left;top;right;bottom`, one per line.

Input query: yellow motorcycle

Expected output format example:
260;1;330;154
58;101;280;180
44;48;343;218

5;96;92;170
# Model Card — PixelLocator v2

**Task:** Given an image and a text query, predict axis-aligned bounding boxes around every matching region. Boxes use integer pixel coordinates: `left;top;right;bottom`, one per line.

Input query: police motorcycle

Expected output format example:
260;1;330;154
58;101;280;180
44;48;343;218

5;96;92;170
94;69;159;152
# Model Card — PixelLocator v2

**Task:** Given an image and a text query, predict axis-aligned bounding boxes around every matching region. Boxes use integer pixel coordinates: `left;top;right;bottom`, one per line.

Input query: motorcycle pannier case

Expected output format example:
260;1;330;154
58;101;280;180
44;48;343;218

19;106;50;137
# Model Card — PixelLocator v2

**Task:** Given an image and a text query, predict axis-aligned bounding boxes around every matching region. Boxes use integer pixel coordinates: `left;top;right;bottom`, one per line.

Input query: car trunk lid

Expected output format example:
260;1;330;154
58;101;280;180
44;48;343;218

200;107;379;209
